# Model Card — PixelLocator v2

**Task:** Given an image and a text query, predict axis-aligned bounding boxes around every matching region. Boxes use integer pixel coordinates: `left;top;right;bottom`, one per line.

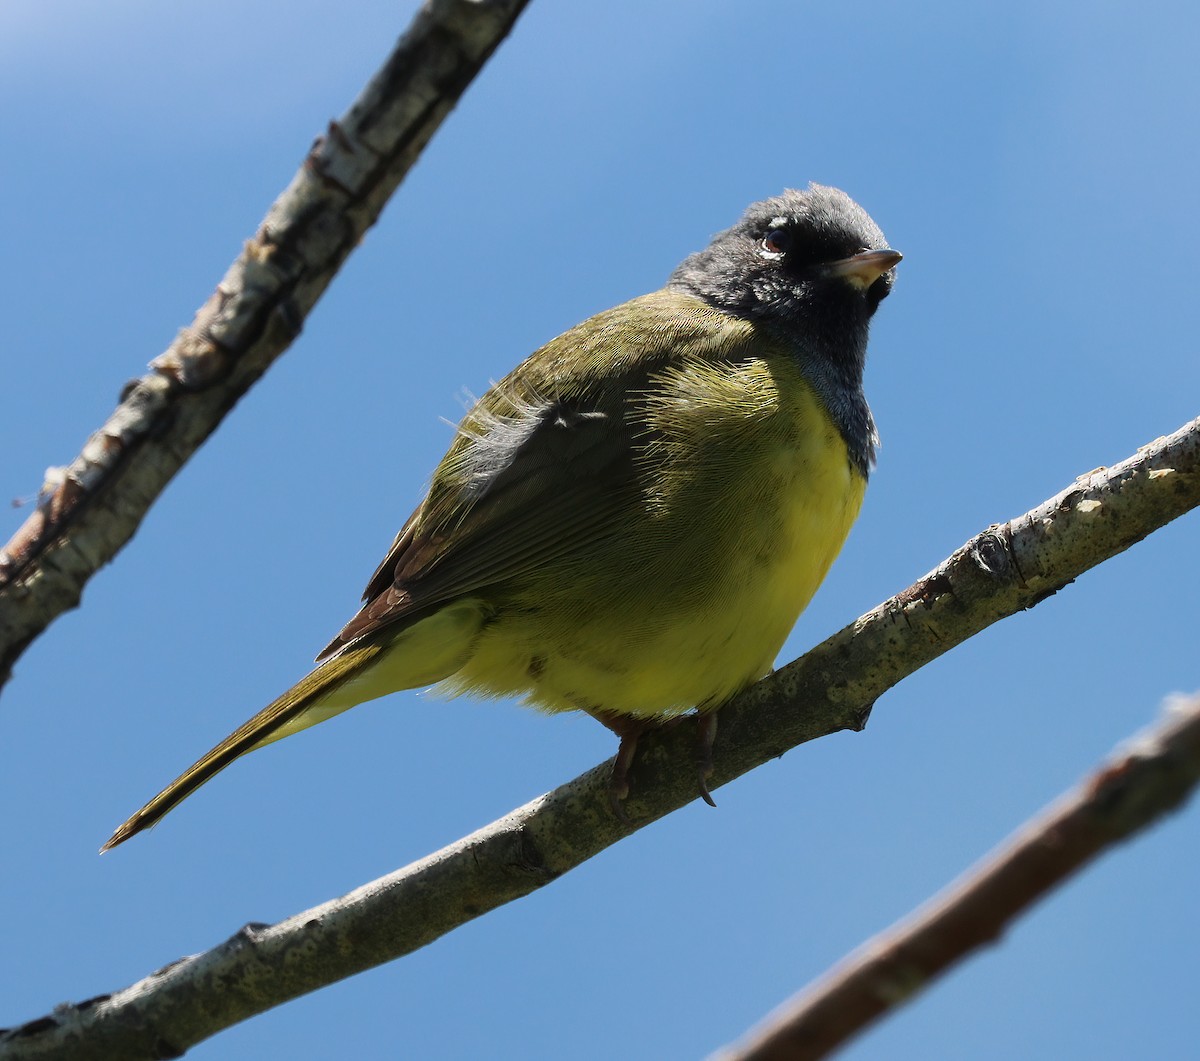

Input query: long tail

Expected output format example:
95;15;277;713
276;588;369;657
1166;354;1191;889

101;642;383;852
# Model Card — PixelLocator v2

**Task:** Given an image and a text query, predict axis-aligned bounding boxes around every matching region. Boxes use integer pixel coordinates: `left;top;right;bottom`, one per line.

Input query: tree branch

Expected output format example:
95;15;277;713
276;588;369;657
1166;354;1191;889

1;418;1196;1058
711;691;1200;1061
0;0;531;688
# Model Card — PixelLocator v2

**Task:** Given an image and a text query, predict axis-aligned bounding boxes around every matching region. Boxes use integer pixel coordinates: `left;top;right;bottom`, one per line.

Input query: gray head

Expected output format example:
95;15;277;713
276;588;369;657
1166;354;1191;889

668;184;900;477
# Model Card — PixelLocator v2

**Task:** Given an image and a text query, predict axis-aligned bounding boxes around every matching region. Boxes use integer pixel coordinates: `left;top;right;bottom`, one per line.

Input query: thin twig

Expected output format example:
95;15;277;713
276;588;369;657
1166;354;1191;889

712;692;1200;1061
0;0;531;687
1;418;1196;1060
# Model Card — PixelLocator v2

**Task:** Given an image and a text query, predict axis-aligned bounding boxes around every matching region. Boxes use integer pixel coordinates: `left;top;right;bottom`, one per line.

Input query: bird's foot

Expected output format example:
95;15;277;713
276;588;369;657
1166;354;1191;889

588;708;720;817
695;710;718;808
588;710;648;823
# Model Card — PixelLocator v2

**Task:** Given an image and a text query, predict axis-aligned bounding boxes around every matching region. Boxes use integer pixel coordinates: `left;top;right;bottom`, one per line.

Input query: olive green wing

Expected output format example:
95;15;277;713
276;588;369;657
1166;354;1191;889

316;400;642;659
314;292;732;662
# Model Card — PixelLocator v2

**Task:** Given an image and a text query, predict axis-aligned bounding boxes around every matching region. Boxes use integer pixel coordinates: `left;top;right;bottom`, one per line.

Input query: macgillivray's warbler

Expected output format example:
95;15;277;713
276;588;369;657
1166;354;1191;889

103;183;900;850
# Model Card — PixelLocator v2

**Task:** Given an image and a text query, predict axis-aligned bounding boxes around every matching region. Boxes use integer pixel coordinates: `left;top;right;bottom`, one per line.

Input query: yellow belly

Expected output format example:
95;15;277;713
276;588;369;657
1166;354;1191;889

441;359;867;718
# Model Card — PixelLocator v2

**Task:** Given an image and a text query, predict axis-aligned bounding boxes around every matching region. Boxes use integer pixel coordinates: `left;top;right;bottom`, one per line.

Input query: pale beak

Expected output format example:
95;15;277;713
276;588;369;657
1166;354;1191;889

821;248;903;290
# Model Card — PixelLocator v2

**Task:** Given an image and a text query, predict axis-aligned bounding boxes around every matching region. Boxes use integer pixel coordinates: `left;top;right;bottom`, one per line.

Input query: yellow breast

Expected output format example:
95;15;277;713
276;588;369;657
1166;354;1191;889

620;353;866;713
443;346;867;719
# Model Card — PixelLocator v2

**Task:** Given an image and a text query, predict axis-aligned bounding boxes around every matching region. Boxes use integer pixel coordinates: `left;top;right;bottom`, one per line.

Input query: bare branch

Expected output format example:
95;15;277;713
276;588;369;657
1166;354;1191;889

0;0;531;688
712;691;1200;1061
1;418;1196;1058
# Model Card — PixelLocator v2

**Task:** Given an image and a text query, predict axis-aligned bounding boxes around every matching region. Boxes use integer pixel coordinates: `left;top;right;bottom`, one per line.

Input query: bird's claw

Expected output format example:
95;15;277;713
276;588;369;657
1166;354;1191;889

696;711;718;808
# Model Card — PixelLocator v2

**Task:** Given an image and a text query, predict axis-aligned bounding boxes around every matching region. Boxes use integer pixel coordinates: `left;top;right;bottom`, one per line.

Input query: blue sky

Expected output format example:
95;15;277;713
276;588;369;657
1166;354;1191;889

2;2;1199;1058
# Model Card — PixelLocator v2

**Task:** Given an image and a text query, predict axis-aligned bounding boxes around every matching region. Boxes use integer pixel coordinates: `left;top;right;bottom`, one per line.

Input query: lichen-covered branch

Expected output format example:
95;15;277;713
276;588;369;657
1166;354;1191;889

0;0;531;686
712;692;1200;1061
1;417;1196;1060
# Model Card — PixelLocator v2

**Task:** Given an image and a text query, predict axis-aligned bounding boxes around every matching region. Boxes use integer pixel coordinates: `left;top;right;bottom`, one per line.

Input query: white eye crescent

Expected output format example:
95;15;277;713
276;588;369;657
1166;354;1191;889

760;217;791;258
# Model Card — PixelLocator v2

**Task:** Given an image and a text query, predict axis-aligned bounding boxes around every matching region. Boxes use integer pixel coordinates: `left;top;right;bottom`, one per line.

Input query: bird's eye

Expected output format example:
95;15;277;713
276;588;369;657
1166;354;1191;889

761;227;791;257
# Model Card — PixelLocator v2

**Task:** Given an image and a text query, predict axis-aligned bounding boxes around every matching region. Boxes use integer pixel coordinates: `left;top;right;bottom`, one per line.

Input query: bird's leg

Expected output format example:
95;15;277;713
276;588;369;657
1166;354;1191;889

587;709;649;822
587;707;720;816
695;709;718;808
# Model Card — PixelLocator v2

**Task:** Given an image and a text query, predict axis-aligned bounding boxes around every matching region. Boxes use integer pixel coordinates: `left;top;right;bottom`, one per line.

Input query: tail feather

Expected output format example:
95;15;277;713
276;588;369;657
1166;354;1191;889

101;643;382;852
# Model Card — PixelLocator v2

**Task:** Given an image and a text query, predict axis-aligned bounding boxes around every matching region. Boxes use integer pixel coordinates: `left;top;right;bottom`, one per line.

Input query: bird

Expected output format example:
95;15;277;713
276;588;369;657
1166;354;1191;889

103;183;900;850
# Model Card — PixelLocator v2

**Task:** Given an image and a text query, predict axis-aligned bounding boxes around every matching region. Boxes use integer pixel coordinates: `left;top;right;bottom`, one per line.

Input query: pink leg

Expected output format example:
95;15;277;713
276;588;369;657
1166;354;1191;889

588;708;720;817
587;710;649;822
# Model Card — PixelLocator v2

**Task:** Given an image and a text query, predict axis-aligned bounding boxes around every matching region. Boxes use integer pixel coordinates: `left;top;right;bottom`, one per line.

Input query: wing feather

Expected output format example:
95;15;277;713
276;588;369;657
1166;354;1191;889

316;291;754;662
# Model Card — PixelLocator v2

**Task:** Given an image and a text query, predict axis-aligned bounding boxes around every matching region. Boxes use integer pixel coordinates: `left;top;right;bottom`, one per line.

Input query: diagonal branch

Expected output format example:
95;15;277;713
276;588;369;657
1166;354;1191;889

0;0;532;688
711;691;1200;1061
1;418;1196;1059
